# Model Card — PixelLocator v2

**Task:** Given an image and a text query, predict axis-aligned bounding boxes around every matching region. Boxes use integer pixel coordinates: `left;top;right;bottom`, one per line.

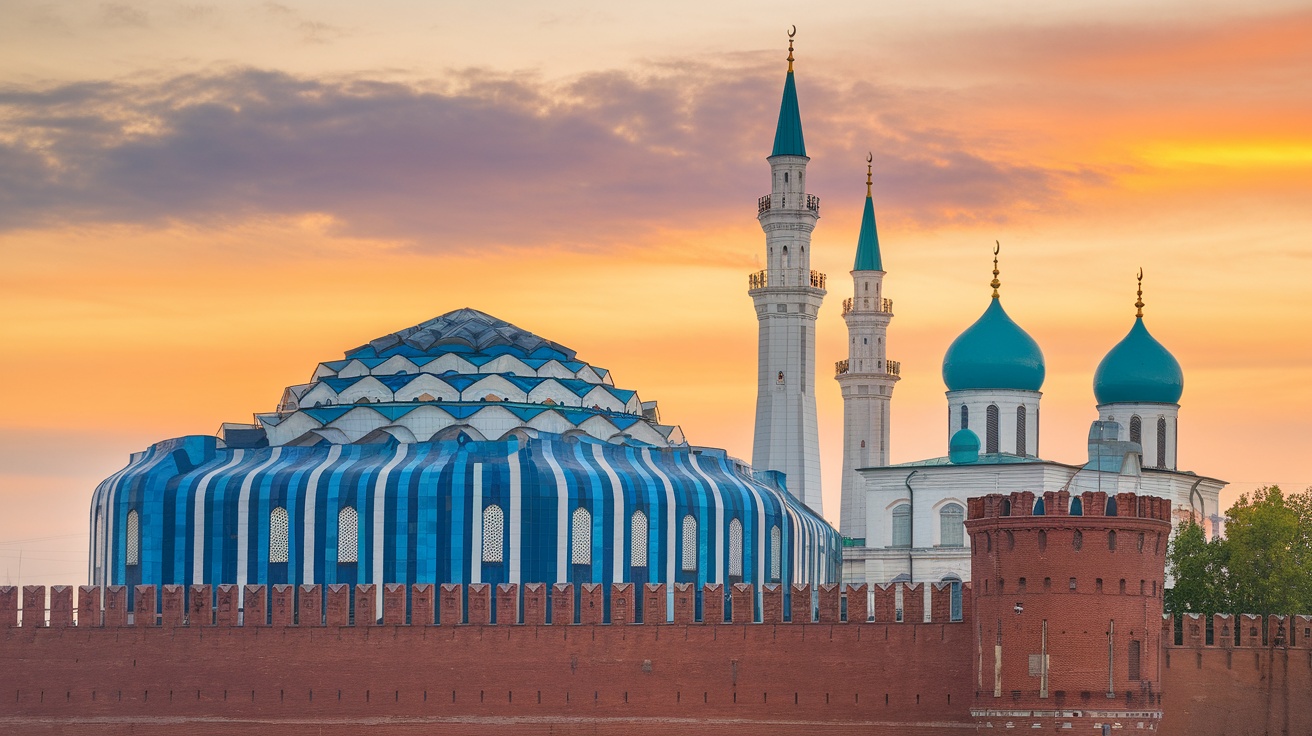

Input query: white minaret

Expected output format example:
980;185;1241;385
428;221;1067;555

749;32;825;513
836;157;898;541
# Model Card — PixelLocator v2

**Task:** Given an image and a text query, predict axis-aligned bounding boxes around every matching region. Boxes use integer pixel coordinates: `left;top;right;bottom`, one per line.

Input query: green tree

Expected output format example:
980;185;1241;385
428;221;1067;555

1165;519;1228;615
1167;485;1312;615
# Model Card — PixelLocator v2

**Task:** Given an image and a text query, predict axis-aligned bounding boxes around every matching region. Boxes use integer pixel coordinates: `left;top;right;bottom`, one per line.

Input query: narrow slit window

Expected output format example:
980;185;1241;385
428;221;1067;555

125;509;141;566
986;404;1000;453
728;519;744;577
630;510;649;567
1015;406;1027;456
1129;415;1142;445
572;507;592;565
269;506;289;564
482;505;505;563
337;506;358;563
770;526;782;580
1156;418;1167;468
681;515;698;572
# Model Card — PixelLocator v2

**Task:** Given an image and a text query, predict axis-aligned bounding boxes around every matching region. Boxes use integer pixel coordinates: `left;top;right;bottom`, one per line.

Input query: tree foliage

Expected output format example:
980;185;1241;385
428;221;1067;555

1166;485;1312;615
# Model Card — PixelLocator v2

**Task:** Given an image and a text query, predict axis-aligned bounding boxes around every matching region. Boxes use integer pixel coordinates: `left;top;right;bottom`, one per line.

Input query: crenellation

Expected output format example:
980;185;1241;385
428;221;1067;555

495;583;518;625
642;583;665;625
672;583;695;624
104;585;127;627
551;583;574;625
580;583;604;625
299;584;323;626
354;583;377;625
467;583;490;625
790;584;812;623
245;585;267;625
845;583;868;623
22;585;44;627
78;585;100;627
523;583;546;625
411;584;434;625
730;583;754;624
134;585;156;627
702;583;724;624
272;584;295;626
162;585;185;626
761;583;782;623
216;584;238;626
439;583;462;625
0;586;15;627
188;585;211;626
49;585;73;627
325;584;350;626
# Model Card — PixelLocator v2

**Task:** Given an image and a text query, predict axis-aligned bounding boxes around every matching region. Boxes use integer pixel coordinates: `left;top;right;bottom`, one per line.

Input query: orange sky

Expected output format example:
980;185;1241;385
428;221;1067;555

1;2;1310;584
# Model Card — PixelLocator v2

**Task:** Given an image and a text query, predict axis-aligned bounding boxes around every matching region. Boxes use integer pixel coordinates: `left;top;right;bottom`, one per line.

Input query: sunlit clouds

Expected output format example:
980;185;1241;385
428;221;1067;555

1;1;1310;583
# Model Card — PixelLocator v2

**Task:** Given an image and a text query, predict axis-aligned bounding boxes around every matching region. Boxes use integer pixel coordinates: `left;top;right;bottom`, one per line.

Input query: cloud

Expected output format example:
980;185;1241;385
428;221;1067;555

0;61;1100;252
98;2;149;28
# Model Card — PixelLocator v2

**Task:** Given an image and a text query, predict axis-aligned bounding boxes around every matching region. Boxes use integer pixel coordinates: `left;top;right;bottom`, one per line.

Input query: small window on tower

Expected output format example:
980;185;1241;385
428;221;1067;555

863;338;868;344
777;371;785;384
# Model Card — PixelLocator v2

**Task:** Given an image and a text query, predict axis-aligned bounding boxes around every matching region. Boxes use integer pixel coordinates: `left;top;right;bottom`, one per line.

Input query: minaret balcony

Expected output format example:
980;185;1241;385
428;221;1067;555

810;270;826;289
748;269;826;290
841;297;893;315
757;193;821;215
835;359;901;377
748;270;768;289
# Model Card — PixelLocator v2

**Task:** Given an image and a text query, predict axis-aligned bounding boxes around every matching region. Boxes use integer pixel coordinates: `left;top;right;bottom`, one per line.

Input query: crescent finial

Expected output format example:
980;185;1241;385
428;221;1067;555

994;240;1001;256
866;152;873;164
991;241;1002;298
1136;267;1145;317
788;25;796;38
1137;267;1144;282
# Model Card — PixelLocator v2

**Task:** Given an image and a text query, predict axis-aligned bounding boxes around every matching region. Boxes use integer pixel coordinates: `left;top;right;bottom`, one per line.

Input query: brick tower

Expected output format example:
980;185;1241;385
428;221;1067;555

966;490;1172;733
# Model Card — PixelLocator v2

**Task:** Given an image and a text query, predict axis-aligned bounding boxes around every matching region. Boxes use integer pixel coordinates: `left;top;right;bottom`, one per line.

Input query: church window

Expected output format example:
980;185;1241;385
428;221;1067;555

630;510;648;567
939;504;964;547
891;504;911;548
572;507;592;565
728;519;744;578
1156;418;1167;468
269;507;289;564
770;526;782;580
1015;406;1027;456
960;405;969;429
1108;530;1117;551
125;509;140;566
337;506;358;563
1129;415;1142;445
482;505;505;563
985;405;1000;453
681;515;698;571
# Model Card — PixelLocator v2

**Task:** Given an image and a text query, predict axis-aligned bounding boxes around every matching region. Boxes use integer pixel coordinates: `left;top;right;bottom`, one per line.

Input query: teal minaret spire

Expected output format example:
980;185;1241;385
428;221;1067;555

771;28;807;157
853;163;883;271
837;154;899;563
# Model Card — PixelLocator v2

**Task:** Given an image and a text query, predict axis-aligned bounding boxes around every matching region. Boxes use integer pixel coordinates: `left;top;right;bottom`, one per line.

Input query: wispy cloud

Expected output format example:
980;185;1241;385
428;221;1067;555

0;61;1091;252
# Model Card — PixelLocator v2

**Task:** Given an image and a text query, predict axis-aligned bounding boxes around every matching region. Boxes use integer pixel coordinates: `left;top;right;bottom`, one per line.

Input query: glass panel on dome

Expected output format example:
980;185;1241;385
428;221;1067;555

269;507;289;564
338;506;358;563
681;515;697;571
630;510;648;567
572;507;592;565
728;519;743;577
125;510;140;566
483;505;505;563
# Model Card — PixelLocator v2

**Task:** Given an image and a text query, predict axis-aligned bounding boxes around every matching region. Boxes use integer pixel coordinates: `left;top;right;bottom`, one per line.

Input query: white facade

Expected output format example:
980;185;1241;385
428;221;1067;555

836;268;897;540
749;153;826;513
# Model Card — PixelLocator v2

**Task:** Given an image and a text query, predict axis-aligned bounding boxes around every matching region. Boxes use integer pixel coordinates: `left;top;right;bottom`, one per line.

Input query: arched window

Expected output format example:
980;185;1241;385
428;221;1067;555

630;510;648;567
269;507;289;564
985;404;1000;453
960;405;969;430
1037;530;1048;551
939;504;964;547
1015;406;1027;456
770;526;782;580
728;519;744;577
891;504;911;548
681;515;698;571
1129;415;1142;445
1156;417;1167;468
337;506;358;563
1108;530;1117;551
571;507;592;565
1072;529;1083;551
482;505;505;563
125;509;140;566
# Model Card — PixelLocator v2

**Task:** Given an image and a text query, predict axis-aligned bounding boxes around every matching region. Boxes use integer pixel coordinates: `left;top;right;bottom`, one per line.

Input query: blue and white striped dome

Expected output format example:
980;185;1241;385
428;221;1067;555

89;308;839;603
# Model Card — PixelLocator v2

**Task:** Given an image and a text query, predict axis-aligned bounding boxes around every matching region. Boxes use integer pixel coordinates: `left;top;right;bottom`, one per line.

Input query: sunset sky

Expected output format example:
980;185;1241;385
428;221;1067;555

2;0;1310;584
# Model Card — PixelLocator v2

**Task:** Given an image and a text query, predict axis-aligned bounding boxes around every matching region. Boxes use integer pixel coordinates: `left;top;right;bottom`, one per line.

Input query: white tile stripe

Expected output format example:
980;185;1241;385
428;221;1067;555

237;448;284;608
689;455;726;584
469;462;483;585
640;448;677;621
374;444;409;614
541;442;569;582
301;444;342;584
508;447;522;585
193;450;247;585
591;444;625;577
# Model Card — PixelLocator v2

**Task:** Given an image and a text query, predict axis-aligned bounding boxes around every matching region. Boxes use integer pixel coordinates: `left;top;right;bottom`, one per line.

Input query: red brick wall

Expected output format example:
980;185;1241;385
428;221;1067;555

0;583;975;736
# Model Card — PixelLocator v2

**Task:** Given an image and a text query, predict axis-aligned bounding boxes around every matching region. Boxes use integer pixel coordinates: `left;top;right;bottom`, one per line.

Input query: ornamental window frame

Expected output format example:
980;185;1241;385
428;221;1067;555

337;506;359;564
269;506;289;564
571;507;592;566
482;504;505;563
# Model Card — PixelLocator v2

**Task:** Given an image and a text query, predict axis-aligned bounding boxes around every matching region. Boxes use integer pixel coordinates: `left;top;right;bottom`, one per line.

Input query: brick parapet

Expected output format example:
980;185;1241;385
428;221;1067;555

2;583;974;629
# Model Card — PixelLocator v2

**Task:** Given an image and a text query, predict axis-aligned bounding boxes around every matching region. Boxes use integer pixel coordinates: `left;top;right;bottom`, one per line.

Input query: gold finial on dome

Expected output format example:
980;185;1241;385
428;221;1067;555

787;25;796;72
991;240;1002;299
866;151;873;197
1135;267;1145;318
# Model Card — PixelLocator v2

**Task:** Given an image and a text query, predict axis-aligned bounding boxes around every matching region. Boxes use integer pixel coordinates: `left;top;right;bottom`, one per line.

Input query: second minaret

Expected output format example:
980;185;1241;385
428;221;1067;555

836;157;898;542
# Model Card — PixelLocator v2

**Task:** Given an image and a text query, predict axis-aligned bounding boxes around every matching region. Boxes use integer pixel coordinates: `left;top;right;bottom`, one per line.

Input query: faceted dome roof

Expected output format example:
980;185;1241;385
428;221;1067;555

1093;317;1183;405
942;299;1045;392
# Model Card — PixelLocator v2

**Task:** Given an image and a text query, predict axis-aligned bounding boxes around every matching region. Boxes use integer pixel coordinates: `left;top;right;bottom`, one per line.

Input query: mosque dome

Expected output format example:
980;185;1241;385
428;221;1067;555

88;308;840;597
941;299;1045;392
1093;316;1183;405
948;429;981;464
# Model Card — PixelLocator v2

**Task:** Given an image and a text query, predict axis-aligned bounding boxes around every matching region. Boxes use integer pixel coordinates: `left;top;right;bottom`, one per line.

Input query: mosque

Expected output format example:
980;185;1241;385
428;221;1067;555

87;33;1223;618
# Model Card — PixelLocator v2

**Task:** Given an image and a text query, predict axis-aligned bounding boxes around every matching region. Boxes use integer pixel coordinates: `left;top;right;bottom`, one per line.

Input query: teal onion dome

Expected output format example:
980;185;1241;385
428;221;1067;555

942;299;1046;391
949;429;981;464
1093;317;1183;404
